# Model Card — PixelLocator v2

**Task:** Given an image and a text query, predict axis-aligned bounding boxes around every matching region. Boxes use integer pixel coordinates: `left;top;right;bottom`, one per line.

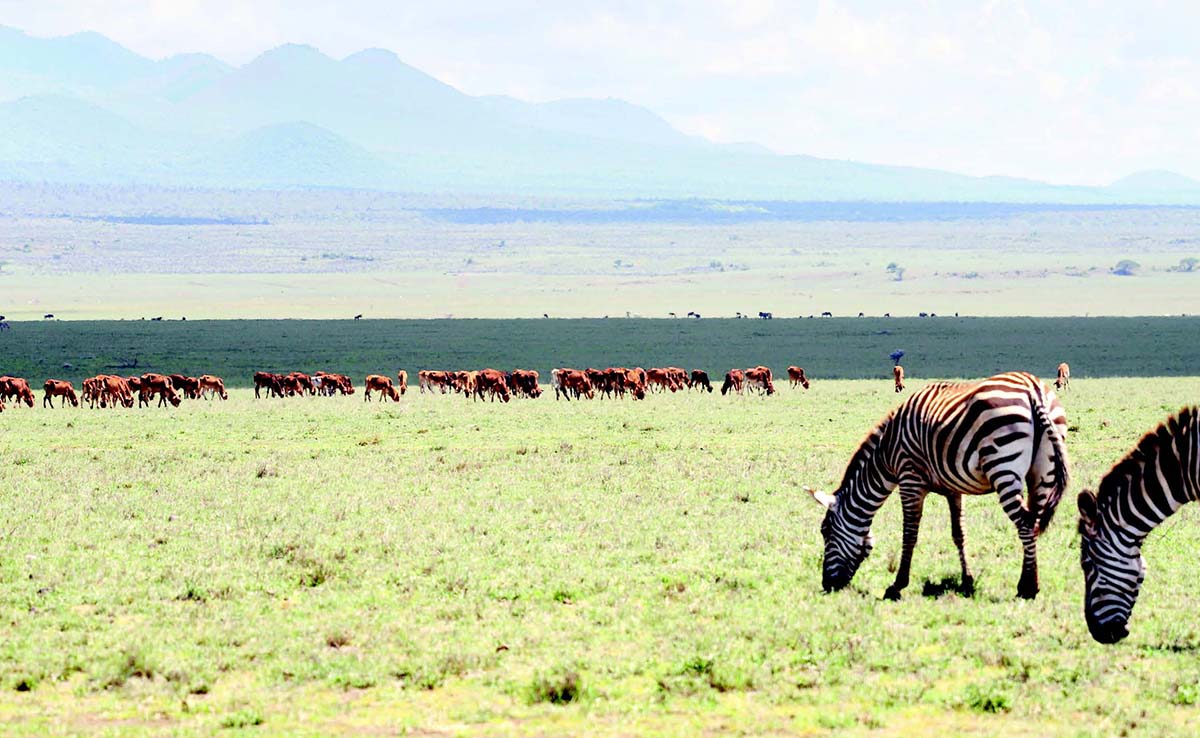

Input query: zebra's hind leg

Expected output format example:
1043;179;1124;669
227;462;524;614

993;472;1039;599
946;494;974;595
884;487;927;600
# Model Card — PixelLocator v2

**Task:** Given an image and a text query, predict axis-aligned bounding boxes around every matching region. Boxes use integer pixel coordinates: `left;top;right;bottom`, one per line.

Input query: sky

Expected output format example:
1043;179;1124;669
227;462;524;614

1;0;1197;185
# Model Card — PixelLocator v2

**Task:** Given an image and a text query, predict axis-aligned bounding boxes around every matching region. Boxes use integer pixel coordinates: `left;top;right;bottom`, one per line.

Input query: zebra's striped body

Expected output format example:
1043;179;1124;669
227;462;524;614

810;371;1069;599
1077;407;1200;643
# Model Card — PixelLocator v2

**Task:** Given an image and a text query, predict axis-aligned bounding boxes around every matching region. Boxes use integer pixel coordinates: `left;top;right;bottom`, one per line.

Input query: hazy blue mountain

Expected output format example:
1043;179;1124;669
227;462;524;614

0;25;1197;203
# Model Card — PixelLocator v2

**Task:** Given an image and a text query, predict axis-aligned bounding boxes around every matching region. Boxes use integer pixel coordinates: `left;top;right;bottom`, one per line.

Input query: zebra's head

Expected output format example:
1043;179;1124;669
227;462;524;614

808;487;875;592
1078;490;1145;644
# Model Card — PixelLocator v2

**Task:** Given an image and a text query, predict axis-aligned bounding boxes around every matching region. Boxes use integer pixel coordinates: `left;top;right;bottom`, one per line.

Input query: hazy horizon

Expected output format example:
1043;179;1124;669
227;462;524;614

3;1;1199;186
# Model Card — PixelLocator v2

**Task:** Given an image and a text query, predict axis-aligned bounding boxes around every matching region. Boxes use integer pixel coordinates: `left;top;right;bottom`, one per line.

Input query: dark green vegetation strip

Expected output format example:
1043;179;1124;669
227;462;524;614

2;317;1198;386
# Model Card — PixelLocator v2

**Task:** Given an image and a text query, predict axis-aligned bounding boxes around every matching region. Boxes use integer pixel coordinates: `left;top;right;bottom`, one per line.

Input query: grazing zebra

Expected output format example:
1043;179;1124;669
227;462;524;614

1077;407;1199;643
807;371;1069;600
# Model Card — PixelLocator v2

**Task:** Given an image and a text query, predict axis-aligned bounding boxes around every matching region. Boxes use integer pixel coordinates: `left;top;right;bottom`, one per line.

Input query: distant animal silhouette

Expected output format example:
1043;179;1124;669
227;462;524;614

758;311;773;320
821;311;833;318
858;312;865;317
354;314;363;320
43;313;54;319
151;316;163;321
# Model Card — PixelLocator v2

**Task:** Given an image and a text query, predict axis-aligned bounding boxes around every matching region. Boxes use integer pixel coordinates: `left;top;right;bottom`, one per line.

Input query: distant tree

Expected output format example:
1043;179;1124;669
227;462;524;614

1169;257;1199;273
889;350;905;366
1112;259;1141;276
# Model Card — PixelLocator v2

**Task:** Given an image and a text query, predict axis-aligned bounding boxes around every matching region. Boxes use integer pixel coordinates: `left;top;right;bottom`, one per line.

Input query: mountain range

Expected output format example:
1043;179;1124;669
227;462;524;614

1;25;1199;203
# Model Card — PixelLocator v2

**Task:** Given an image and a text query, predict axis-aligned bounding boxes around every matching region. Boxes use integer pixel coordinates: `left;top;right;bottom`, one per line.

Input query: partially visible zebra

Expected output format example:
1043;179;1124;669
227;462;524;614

807;371;1069;600
1077;407;1199;643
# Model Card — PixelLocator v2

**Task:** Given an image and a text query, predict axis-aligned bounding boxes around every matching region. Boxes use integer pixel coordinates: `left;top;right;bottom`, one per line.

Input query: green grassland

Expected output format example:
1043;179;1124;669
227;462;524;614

1;317;1199;389
1;378;1199;736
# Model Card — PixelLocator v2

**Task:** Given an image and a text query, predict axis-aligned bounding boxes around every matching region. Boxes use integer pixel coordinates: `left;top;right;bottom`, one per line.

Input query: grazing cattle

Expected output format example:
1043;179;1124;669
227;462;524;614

557;369;595;400
509;369;541;398
759;311;773;319
198;375;228;400
745;366;776;395
140;373;181;407
102;375;135;408
314;371;354;396
42;379;79;408
169;374;201;399
647;367;682;393
396;370;408;395
689;370;713;393
721;369;745;396
253;372;284;398
821;311;833;317
364;374;401;402
284;372;315;396
787;366;811;390
585;368;608;396
474;369;511;402
422;371;455;394
893;365;905;393
808;372;1068;601
81;376;103;408
0;376;35;407
452;371;478;398
618;368;647;400
1055;362;1070;391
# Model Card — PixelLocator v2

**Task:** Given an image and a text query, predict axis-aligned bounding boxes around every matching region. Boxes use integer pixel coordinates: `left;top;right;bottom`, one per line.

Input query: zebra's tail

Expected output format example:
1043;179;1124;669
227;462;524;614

1032;393;1070;535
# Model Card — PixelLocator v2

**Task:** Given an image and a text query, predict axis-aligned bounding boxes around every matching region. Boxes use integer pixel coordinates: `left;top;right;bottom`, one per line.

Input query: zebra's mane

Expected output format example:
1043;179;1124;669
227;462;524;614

1095;406;1198;511
837;411;894;492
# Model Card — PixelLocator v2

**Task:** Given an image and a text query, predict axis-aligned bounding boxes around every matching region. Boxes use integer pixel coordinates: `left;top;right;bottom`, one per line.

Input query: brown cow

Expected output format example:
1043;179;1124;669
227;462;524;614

893;365;905;393
169;374;201;399
43;379;79;408
314;372;354;396
626;368;648;400
254;371;285;398
787;366;811;390
1055;362;1070;391
745;366;776;395
509;369;541;398
140;373;182;407
0;376;35;408
689;369;713;393
396;370;408;395
102;375;135;408
563;369;595;400
81;376;102;408
474;369;511;402
721;369;745;396
584;368;607;397
284;372;315;396
647;367;681;393
364;374;401;402
198;375;228;400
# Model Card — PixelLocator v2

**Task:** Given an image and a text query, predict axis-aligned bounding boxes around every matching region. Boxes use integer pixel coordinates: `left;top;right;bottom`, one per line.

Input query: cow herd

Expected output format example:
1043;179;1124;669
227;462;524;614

0;365;823;412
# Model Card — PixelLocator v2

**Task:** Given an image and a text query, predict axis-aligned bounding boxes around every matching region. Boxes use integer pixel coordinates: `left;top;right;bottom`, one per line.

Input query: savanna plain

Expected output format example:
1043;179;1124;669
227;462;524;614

2;366;1200;736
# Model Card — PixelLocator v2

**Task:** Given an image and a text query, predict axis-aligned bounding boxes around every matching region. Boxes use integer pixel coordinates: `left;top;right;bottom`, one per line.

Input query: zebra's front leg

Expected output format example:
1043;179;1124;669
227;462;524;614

994;477;1039;599
885;487;927;600
946;493;974;595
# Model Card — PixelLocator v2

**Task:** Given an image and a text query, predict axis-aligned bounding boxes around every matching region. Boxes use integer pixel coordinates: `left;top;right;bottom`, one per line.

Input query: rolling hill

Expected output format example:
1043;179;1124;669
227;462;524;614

0;24;1196;203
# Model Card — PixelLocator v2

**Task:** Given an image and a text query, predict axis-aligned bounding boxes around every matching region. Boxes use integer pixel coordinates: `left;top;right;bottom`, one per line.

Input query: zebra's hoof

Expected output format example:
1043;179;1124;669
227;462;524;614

1016;583;1039;600
883;586;903;601
959;576;976;596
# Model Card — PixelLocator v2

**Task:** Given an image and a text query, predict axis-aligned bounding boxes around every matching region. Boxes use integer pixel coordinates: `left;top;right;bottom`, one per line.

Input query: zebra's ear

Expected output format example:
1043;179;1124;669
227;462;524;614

1077;490;1098;535
804;486;836;509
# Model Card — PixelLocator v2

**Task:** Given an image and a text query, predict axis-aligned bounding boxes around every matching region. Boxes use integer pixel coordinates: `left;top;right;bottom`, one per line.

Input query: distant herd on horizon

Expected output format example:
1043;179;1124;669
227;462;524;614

1;362;1194;645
